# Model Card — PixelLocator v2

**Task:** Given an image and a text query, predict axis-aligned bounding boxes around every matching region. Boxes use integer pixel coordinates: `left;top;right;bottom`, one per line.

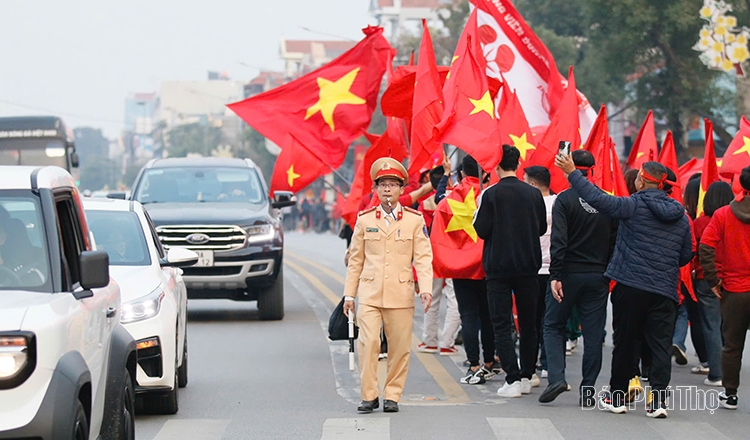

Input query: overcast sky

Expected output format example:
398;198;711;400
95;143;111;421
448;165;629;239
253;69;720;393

0;0;374;138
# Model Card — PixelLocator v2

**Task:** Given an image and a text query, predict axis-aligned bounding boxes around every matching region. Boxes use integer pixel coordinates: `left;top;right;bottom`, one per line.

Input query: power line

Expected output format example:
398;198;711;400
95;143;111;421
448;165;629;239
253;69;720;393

0;98;126;125
298;26;357;42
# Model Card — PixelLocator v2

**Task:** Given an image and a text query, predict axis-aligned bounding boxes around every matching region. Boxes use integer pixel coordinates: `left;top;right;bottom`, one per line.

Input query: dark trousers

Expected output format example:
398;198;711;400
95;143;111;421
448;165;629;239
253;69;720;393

720;290;750;396
453;278;495;367
537;275;549;370
610;284;677;397
673;285;708;363
487;276;538;384
544;273;608;390
694;279;722;380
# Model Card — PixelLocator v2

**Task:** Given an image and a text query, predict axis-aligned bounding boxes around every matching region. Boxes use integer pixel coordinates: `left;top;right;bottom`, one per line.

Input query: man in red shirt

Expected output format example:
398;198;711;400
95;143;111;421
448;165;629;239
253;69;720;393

699;166;750;410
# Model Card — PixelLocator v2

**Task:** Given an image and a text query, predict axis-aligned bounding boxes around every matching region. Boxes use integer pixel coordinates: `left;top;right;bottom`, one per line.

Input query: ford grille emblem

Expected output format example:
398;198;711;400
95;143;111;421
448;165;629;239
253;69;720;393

186;233;210;245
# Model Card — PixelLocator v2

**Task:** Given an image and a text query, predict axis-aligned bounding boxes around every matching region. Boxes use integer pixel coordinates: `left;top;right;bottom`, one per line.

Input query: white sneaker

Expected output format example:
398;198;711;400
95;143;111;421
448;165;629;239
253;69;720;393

565;340;574;356
541;369;548;378
704;378;723;387
497;381;523;398
530;374;541;387
520;378;532;394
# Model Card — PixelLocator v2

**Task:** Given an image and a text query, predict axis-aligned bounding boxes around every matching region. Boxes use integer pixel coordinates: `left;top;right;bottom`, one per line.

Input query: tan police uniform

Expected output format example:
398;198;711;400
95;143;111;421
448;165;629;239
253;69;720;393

344;158;433;403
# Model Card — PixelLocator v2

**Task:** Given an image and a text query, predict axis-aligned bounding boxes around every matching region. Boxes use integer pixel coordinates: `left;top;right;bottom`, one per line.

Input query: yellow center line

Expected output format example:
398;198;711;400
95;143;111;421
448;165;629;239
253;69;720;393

285;256;470;404
286;251;346;285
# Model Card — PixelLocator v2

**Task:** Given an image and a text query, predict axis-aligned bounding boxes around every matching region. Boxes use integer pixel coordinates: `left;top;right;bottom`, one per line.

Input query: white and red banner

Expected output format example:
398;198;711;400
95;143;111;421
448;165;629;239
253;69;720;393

470;0;597;139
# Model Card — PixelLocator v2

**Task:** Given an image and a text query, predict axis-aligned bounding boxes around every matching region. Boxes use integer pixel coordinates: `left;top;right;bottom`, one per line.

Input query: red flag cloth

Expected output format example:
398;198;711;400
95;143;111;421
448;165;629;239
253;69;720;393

430;176;485;279
269;134;329;194
584;104;608;156
679;157;702;189
498;88;537;178
527;66;581;194
381;66;450;119
435;22;501;172
610;140;630;197
408;20;445;176
720;115;750;178
658;131;682;204
469;0;597;139
228;26;393;172
698;119;720;217
626;110;658;170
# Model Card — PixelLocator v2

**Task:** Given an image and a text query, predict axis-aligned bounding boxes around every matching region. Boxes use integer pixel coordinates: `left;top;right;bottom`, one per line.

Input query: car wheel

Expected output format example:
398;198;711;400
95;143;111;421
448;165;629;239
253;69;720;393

258;265;284;321
140;362;179;414
112;368;135;440
72;400;89;440
177;330;188;388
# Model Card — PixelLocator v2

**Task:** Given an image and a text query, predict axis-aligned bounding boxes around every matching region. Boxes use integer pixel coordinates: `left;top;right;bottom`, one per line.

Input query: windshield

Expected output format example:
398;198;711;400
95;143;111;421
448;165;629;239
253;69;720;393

134;167;264;204
0;193;51;291
86;211;151;266
0;138;69;169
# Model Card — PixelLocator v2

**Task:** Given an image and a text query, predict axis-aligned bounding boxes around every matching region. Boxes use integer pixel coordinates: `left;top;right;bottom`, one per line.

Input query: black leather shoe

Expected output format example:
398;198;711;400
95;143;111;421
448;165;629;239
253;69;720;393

383;399;399;412
538;381;569;403
357;398;379;413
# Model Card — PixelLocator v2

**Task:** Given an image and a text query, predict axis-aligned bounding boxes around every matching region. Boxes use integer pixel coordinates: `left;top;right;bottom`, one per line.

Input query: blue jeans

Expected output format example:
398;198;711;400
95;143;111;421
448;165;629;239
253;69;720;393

544;273;608;390
673;303;688;351
695;279;723;381
672;287;708;362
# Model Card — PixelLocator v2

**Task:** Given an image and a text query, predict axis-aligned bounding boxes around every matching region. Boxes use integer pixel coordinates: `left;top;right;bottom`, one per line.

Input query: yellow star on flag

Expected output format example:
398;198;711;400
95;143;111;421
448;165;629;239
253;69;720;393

733;136;750;157
636;152;645;159
509;133;536;160
305;67;366;132
469;91;494;119
446;56;459;80
287;165;301;187
445;187;479;242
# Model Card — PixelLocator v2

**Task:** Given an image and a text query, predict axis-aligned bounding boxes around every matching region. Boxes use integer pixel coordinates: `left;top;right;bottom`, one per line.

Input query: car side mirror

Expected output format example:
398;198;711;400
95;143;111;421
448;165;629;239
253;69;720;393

271;191;296;209
106;192;127;200
79;250;110;290
70;151;79;168
160;247;199;268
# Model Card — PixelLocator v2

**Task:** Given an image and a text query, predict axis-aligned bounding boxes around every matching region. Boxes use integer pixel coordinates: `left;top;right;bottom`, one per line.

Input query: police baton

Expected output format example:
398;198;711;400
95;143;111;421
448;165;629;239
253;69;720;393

348;313;355;371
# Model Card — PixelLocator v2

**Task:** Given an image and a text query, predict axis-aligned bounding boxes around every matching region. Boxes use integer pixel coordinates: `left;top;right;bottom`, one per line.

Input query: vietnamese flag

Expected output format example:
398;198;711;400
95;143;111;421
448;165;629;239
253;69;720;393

626;110;658;170
609;139;630;197
381;66;450;120
435;19;500;173
269;134;329;194
430;176;485;279
498;85;536;177
527;66;581;194
697;119;720;217
408;20;445;176
585;105;610;191
658;130;682;204
584;104;608;156
679;157;702;189
720;115;750;178
228;26;394;175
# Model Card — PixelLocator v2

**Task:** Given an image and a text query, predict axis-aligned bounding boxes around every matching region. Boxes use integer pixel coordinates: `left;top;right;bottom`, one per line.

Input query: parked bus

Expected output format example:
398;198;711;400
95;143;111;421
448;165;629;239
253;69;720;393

0;116;79;175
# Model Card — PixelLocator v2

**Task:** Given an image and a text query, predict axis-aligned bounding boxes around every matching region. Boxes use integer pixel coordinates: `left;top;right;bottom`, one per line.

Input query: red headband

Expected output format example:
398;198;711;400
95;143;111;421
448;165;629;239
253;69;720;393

639;167;676;191
736;189;750;202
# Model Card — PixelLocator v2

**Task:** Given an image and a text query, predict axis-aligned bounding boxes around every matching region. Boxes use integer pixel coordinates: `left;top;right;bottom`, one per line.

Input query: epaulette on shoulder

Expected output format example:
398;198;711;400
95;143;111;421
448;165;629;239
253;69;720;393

403;206;422;216
358;206;377;216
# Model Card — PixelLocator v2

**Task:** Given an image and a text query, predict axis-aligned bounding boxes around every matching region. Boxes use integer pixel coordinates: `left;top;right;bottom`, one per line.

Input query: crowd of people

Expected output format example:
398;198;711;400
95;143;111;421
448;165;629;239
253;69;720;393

340;144;750;419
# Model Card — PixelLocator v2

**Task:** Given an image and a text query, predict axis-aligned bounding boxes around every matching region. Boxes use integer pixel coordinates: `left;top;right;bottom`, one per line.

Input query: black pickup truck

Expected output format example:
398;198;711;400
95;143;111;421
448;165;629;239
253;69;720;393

124;157;295;320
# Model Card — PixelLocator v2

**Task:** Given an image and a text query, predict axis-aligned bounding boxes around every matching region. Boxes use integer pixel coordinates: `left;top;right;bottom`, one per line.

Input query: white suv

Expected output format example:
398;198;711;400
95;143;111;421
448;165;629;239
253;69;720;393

0;166;136;440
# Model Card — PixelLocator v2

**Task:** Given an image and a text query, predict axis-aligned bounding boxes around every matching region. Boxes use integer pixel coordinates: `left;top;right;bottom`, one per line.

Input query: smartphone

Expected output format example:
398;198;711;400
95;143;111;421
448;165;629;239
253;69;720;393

558;141;571;157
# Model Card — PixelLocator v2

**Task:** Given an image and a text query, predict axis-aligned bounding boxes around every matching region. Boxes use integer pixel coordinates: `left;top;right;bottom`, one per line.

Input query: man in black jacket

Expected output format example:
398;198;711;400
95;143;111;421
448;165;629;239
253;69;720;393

539;150;617;406
474;145;547;398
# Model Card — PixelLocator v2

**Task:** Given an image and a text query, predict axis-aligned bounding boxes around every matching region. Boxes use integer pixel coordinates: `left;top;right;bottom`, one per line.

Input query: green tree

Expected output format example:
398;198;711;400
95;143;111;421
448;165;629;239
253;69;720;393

79;156;119;191
165;122;223;157
236;126;277;186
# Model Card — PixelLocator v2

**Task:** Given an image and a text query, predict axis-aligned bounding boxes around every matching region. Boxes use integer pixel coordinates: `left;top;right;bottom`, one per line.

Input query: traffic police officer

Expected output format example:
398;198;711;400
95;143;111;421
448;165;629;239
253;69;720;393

343;157;434;413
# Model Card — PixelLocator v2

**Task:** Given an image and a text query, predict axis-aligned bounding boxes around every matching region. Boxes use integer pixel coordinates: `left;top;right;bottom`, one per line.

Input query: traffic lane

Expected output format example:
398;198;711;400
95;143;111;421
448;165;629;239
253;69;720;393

134;279;351;439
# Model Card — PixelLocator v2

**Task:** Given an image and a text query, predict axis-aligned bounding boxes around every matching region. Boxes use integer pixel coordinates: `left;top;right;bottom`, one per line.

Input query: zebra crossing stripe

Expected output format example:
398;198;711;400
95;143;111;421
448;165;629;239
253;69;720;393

320;418;390;440
647;421;731;440
486;418;564;440
150;419;230;440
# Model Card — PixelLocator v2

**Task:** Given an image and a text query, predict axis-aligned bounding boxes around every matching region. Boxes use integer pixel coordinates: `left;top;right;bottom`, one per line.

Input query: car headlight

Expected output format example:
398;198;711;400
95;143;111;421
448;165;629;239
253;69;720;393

0;332;36;390
244;224;274;244
121;287;165;324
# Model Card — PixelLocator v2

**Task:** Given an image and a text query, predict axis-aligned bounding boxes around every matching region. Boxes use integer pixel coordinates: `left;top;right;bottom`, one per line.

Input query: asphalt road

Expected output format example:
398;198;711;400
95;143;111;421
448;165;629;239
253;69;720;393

135;231;750;440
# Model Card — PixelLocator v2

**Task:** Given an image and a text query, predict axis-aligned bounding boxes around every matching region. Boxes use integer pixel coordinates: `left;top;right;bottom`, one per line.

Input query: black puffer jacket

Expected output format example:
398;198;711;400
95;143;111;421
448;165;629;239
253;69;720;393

568;170;693;302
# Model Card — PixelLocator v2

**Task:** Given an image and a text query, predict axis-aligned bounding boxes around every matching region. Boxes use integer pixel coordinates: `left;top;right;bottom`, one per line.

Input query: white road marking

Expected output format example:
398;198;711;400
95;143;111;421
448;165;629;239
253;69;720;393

151;419;230;440
648;421;731;440
487;417;564;440
320;418;390;440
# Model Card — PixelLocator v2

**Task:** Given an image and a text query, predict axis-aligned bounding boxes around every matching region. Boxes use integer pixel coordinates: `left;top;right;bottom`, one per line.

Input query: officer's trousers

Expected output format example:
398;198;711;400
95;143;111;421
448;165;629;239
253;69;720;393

357;304;414;402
